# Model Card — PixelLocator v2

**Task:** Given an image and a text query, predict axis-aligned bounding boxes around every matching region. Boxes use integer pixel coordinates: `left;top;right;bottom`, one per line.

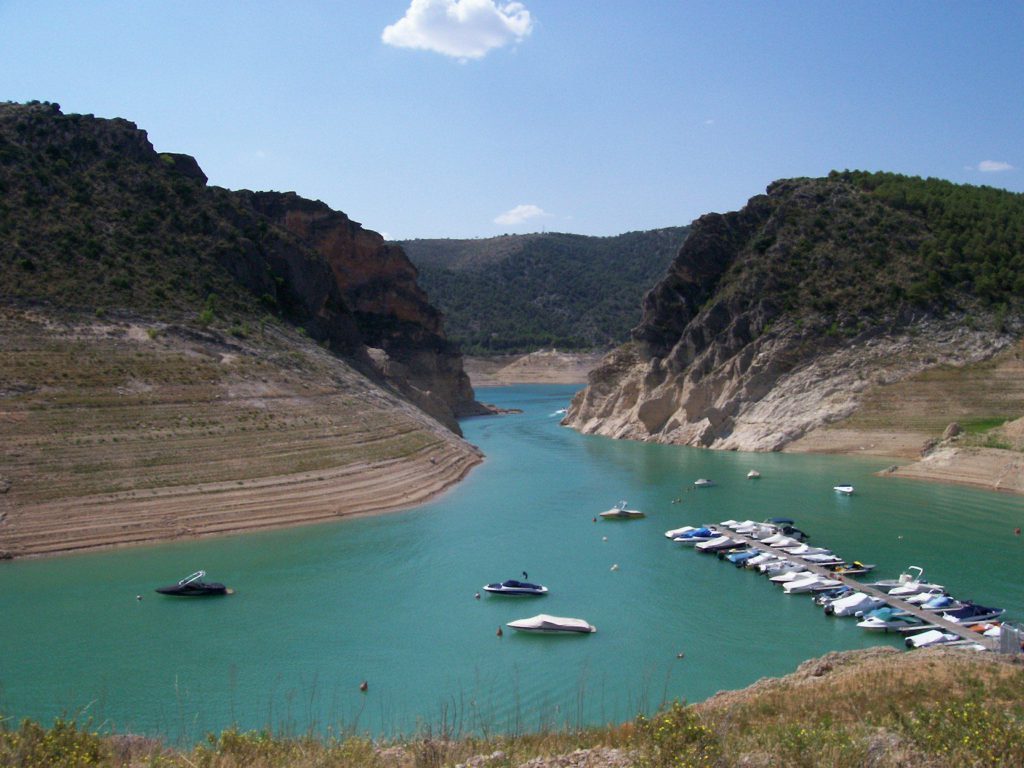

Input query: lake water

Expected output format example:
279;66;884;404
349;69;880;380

2;384;1022;743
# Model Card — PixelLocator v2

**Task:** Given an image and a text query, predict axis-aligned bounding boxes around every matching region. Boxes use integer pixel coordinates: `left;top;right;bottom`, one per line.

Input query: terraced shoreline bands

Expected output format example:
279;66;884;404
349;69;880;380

0;309;483;560
1;449;480;558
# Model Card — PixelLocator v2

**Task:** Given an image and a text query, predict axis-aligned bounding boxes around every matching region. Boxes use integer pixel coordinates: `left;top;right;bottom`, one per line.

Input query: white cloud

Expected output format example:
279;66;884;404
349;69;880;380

382;0;533;60
977;160;1014;172
494;203;549;226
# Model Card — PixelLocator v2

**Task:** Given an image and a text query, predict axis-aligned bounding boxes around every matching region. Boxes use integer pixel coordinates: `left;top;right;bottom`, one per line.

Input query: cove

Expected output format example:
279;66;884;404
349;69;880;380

2;384;1021;743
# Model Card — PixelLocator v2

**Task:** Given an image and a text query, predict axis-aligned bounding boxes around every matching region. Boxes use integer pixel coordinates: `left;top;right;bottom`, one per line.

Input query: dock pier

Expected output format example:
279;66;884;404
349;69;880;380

706;526;1000;652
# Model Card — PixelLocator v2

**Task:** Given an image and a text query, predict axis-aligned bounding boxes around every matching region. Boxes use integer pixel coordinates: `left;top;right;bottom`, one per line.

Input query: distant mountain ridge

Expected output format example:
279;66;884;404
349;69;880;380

399;228;689;354
565;172;1024;452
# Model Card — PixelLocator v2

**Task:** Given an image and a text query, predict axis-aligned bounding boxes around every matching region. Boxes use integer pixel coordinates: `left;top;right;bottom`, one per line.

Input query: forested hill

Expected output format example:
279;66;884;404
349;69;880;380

398;227;689;355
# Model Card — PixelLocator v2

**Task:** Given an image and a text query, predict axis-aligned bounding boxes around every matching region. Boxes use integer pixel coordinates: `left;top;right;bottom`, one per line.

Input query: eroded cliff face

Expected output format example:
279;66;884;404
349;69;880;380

245;192;484;430
563;177;1018;451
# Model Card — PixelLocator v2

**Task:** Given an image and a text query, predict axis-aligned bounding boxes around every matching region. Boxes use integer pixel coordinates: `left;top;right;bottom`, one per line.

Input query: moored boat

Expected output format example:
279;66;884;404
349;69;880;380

155;570;228;597
506;614;596;634
599;500;644;519
483;579;549;596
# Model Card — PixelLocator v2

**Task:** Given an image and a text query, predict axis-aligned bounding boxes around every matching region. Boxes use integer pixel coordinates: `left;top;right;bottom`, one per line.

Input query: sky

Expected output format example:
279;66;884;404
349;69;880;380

1;1;1022;240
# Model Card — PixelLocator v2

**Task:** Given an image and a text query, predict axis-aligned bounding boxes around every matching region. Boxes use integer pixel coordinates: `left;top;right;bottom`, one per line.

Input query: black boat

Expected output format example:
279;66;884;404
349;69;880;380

155;570;228;597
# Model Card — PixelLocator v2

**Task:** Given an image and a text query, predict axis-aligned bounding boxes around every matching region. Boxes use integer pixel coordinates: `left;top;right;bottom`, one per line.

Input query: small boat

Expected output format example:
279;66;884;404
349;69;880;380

506;614;596;634
155;570;228;597
693;478;714;488
483;579;548;596
783;575;843;594
941;602;1005;624
857;609;935;634
695;535;741;553
747;470;761;479
823;591;885;617
833;484;855;495
673;526;717;544
829;561;876;576
664;525;696;539
905;629;959;649
599;500;645;519
867;566;942;596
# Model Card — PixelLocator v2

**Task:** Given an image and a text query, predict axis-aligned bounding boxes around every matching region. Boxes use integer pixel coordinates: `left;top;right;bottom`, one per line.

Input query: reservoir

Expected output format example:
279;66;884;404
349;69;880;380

2;384;1021;742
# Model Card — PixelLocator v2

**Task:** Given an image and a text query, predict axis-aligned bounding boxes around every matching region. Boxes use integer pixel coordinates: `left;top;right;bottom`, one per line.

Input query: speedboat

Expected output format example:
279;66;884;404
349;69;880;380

941;602;1005;624
829;561;876;576
823;591;885;617
783;575;843;594
833;484;855;495
726;549;761;566
695;535;740;553
506;614;596;634
867;566;942;597
693;478;714;488
483;579;548;596
673;526;717;544
780;544;832;557
905;629;959;649
155;570;228;597
599;500;644;519
664;525;696;539
747;470;761;479
857;609;934;633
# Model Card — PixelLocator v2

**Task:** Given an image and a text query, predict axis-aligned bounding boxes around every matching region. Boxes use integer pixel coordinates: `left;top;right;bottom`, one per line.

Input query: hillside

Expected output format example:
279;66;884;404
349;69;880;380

0;101;485;558
565;173;1024;474
399;228;688;354
5;646;1023;766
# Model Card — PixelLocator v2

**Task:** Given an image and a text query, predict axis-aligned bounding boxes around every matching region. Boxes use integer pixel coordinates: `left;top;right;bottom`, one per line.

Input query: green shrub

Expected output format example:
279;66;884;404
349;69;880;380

632;701;721;768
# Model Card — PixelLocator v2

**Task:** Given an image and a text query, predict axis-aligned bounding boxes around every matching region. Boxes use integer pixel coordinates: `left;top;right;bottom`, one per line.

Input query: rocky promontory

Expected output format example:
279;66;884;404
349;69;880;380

564;173;1024;458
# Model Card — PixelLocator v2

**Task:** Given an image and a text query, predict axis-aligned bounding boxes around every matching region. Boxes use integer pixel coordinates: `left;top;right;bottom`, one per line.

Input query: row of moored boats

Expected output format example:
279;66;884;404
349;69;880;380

667;518;1006;650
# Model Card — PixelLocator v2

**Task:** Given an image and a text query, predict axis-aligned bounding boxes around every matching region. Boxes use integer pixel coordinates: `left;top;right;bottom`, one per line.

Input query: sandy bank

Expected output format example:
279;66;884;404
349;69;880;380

464;350;603;387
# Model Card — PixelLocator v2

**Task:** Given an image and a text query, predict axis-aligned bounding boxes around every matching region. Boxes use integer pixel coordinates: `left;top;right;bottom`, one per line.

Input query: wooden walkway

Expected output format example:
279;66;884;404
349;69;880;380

705;527;1000;651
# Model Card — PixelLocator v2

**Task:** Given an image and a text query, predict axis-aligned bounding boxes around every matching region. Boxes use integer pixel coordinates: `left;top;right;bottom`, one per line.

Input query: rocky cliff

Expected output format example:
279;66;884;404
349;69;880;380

0;101;482;431
564;173;1024;451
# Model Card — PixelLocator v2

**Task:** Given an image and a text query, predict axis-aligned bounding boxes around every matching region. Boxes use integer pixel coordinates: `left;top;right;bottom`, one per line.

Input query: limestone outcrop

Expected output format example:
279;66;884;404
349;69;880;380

564;174;1022;451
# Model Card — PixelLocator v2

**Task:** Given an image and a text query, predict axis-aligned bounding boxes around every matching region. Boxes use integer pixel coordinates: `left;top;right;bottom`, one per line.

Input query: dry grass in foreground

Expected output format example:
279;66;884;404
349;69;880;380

2;647;1023;767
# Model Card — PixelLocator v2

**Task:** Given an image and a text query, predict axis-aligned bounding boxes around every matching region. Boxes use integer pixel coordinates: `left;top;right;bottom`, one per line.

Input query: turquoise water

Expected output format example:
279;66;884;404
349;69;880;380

2;384;1022;742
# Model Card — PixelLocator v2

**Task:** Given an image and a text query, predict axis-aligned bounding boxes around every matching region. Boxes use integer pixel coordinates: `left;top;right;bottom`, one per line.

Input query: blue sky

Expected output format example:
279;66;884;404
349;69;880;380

1;1;1021;239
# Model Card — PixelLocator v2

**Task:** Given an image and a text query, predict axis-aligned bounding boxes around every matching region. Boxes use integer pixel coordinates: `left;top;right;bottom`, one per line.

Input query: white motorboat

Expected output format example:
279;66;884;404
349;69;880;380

867;566;942;597
767;536;802;549
780;544;832;557
695;535;741;553
599;500;645;519
672;526;718;544
783;575;843;594
833;484;855;495
768;567;809;582
664;525;696;539
693;478;714;488
747;470;761;479
905;629;959;649
823;592;885;617
482;579;549;596
506;614;596;634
